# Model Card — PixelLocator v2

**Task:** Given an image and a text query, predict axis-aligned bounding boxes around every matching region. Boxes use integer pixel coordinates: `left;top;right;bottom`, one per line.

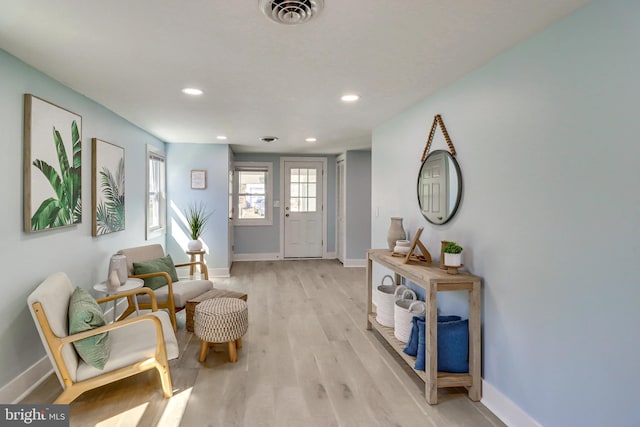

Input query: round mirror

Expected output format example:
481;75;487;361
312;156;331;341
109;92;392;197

417;150;462;225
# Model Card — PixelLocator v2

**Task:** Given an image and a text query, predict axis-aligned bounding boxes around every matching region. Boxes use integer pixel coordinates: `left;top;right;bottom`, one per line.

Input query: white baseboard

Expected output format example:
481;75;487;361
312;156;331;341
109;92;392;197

343;258;367;268
233;252;280;262
324;252;336;259
208;267;230;278
0;356;53;404
481;380;542;427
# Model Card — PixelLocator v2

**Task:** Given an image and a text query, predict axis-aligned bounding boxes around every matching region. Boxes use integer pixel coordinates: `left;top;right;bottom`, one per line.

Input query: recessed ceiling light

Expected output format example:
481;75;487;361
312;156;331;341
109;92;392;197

216;135;227;140
182;88;203;96
341;94;359;102
305;137;317;142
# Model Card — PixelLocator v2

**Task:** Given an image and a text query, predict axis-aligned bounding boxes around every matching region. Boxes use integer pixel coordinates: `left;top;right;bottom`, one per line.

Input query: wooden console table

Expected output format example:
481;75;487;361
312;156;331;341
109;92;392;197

366;249;482;404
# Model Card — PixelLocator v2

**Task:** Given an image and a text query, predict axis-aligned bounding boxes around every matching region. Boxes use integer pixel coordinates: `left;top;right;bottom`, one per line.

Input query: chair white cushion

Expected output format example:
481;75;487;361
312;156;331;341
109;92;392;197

27;272;80;384
136;279;213;307
76;311;179;382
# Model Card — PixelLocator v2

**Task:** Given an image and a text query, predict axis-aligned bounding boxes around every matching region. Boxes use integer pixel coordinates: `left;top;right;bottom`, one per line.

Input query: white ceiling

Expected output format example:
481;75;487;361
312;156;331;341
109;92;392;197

0;0;589;154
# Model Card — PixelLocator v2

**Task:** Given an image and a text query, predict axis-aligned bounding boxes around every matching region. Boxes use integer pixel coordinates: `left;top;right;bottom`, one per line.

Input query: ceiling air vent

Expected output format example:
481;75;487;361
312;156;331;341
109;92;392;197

259;0;324;25
259;136;279;143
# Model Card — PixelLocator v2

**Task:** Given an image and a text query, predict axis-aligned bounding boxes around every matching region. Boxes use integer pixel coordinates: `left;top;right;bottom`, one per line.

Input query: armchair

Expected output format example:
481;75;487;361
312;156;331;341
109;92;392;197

27;272;179;404
117;244;214;331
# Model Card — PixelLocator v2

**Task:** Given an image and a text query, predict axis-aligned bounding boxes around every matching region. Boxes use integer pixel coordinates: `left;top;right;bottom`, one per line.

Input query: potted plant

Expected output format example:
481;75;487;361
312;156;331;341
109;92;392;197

442;241;463;266
184;202;212;251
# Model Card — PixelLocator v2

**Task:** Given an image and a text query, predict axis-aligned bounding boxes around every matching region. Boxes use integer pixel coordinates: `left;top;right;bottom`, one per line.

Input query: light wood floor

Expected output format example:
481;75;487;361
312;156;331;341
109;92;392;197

23;260;504;427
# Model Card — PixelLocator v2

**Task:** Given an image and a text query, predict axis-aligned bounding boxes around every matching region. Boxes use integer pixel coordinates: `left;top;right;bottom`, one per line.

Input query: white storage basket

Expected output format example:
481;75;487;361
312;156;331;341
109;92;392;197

375;275;409;327
394;297;425;343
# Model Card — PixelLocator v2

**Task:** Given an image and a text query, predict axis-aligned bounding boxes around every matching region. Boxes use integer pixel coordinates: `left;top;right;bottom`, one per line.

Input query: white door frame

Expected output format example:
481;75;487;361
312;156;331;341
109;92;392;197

279;156;328;259
336;154;346;263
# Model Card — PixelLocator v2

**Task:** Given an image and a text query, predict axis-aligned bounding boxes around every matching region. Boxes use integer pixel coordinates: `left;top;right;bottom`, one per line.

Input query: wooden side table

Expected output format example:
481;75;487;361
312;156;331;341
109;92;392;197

186;250;206;278
94;278;144;322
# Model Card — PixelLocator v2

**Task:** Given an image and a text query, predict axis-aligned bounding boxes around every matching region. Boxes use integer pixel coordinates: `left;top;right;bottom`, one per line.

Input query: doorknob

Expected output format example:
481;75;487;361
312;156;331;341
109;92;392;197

285;213;290;217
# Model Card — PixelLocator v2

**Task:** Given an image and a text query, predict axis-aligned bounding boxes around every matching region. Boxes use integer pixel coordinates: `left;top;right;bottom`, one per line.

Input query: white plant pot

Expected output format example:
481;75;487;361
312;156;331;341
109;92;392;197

188;239;203;251
444;252;462;267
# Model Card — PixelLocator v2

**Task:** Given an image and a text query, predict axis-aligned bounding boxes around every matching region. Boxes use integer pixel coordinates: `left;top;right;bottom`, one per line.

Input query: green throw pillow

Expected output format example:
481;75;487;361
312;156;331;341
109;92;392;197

132;254;179;290
68;287;110;370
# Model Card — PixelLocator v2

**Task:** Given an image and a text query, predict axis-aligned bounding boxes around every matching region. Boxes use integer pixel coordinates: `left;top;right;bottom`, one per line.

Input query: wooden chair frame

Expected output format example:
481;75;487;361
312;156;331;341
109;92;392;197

119;261;209;332
31;288;173;404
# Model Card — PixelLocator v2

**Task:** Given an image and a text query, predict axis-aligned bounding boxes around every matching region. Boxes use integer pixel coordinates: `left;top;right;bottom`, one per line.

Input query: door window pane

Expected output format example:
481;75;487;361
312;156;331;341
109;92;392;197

289;167;317;213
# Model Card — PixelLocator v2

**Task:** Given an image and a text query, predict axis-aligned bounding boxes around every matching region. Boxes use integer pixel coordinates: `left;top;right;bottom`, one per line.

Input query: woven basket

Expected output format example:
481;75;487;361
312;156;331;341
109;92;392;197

394;298;425;343
375;275;409;327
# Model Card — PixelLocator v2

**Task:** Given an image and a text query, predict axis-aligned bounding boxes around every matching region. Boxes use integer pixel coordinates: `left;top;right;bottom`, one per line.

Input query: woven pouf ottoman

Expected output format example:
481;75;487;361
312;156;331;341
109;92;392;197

194;297;248;363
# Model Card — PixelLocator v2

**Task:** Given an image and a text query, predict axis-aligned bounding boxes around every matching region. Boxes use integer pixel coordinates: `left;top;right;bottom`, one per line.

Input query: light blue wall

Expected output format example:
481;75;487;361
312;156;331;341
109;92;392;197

372;1;639;426
232;153;282;254
233;152;336;255
0;49;166;389
166;143;230;271
345;150;371;259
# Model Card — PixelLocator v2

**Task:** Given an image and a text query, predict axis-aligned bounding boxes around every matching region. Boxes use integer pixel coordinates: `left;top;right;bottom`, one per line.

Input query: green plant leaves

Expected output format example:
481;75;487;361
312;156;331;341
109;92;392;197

31;120;82;230
95;157;125;235
184;202;211;240
443;241;463;254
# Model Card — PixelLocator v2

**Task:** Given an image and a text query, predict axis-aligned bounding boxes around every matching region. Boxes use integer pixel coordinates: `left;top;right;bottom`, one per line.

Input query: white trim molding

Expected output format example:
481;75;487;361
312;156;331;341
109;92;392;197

481;380;542;427
208;267;231;278
324;251;336;260
233;252;281;262
343;258;367;268
0;357;53;404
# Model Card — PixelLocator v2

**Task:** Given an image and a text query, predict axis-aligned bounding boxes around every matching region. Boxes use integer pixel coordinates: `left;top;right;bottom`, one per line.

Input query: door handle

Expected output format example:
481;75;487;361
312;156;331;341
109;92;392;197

285;213;290;217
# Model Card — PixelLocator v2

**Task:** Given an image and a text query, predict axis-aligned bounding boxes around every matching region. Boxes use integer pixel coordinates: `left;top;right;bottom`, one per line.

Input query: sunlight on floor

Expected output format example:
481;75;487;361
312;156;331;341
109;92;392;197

95;402;148;427
156;387;193;427
91;387;192;427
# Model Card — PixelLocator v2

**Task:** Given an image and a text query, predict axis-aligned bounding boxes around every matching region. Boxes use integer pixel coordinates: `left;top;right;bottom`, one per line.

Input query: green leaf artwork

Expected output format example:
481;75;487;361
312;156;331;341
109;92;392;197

30;121;82;230
95;158;125;235
92;138;125;236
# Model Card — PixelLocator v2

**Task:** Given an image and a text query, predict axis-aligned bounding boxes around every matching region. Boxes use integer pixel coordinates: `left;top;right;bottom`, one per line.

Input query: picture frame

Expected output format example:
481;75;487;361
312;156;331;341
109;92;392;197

92;138;125;236
191;169;207;189
24;94;82;232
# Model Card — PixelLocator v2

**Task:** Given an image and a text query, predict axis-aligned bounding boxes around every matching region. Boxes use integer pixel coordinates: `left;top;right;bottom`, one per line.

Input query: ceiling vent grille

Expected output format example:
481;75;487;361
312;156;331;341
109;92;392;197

259;0;324;25
259;136;279;143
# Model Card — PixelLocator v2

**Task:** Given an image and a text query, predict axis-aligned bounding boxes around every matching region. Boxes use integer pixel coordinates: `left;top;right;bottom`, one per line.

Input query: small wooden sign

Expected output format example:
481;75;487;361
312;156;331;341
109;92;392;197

403;227;432;264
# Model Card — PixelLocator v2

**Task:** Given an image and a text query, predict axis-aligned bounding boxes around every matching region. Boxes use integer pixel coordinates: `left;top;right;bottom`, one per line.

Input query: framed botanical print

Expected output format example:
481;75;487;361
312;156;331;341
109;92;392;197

92;138;125;236
191;169;207;189
24;94;82;232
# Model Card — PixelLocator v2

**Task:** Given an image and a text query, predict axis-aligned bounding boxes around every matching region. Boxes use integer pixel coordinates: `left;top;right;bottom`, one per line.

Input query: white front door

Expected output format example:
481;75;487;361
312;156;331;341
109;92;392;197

419;151;449;222
284;160;324;258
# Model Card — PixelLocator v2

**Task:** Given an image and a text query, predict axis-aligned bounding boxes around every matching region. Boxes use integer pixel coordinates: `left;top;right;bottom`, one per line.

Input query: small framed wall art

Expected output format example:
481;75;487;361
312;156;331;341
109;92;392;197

24;94;82;232
190;169;207;189
92;138;125;236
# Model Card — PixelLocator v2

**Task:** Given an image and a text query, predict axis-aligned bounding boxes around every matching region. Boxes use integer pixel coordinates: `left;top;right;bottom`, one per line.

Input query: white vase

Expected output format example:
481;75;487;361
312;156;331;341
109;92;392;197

188;239;203;251
108;254;128;285
387;217;406;251
107;270;120;293
444;252;462;267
